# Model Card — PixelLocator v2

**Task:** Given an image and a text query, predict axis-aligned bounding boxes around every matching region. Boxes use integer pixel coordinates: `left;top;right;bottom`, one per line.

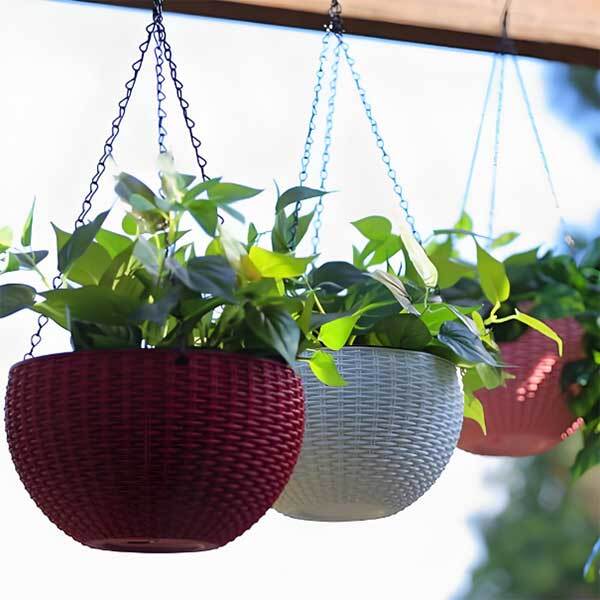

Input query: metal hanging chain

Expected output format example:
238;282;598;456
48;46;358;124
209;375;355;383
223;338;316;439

153;0;168;155
342;40;422;243
24;19;158;360
311;38;343;256
161;29;210;181
488;52;506;241
510;54;575;247
460;54;498;217
289;30;333;247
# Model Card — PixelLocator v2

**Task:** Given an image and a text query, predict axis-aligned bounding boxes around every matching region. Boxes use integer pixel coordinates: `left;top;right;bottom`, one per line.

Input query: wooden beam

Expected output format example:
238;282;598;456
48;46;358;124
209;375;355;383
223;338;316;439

73;0;600;68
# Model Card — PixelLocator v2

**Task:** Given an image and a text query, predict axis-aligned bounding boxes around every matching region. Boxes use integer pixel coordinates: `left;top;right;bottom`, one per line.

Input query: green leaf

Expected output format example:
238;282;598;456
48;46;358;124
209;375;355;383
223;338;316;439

189;201;218;236
490;231;519;249
513;310;563;356
115;173;157;206
584;538;600;583
56;211;109;274
220;203;246;224
183;177;221;203
122;213;138;236
38;286;141;326
248;246;312;278
247;223;258;246
365;236;404;266
0;250;48;273
438;320;502;367
430;240;475;288
168;256;236;301
95;229;132;258
352;216;392;241
476;242;510;304
369;314;432;349
318;314;360;350
208;183;262;205
454;211;473;232
0;226;13;252
572;434;600;480
70;321;142;351
309;261;367;290
133;238;162;279
464;392;487;434
276;186;327;211
307;351;347;386
0;284;37;317
128;193;158;213
21;201;35;247
131;287;181;325
245;304;300;365
504;247;539;268
398;218;438;288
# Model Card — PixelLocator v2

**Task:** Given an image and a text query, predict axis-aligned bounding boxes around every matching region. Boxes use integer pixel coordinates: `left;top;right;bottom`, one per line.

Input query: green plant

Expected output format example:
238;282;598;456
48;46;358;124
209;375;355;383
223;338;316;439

435;212;600;477
0;159;345;385
272;212;561;434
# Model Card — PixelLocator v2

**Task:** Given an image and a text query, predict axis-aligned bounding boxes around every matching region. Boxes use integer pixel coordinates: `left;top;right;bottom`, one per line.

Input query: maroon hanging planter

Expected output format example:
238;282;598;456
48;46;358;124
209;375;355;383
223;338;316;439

5;349;304;552
458;318;585;456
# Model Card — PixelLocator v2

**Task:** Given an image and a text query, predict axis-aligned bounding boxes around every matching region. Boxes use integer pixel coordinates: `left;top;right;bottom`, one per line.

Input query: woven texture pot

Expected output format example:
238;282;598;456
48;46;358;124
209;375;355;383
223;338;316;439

274;347;463;522
5;349;304;552
458;318;585;456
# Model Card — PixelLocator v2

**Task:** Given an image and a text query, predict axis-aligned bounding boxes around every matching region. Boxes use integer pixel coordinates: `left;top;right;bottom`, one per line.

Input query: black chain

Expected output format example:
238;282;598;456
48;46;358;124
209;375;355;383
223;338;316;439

24;19;157;360
161;31;209;181
153;0;168;155
26;0;209;358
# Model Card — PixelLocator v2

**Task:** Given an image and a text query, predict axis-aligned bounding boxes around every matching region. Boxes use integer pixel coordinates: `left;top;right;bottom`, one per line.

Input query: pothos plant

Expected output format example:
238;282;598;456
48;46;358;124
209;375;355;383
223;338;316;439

434;214;600;478
0;159;348;386
267;204;562;435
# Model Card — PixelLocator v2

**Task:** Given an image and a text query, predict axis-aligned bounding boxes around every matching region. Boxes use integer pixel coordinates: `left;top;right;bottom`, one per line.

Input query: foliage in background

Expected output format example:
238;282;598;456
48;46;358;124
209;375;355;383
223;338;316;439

460;441;600;599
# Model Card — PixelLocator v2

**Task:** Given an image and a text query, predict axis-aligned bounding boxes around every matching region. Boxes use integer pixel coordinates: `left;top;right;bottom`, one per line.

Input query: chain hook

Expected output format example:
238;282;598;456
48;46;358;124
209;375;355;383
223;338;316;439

328;0;344;36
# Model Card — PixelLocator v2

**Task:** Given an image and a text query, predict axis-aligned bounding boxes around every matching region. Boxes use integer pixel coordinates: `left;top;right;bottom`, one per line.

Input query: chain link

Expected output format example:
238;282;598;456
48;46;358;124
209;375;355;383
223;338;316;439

488;53;506;241
25;0;209;357
289;30;332;247
25;19;157;359
153;0;168;155
341;41;422;244
161;31;209;181
460;54;498;217
312;38;342;256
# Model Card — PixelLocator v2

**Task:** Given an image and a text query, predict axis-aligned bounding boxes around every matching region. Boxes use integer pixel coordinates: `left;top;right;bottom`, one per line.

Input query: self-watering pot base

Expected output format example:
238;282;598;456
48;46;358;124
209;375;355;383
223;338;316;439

275;347;464;522
87;538;219;553
5;349;304;552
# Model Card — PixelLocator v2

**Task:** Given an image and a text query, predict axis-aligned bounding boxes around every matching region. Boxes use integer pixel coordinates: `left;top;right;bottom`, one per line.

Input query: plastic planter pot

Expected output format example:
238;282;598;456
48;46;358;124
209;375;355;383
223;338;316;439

458;318;585;456
274;347;464;522
5;349;304;552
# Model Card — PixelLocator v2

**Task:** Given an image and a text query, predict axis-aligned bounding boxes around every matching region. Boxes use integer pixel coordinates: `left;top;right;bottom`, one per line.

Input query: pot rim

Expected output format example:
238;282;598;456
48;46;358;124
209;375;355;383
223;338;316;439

9;347;290;372
310;345;459;370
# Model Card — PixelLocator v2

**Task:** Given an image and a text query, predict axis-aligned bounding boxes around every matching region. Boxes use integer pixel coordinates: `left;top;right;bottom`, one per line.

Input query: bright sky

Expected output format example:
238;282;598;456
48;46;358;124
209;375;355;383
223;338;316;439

1;1;599;599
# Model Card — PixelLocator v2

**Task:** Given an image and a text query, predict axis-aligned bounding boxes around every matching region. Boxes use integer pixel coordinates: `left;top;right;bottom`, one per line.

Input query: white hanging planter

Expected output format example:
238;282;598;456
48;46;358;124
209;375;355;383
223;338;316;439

274;347;464;522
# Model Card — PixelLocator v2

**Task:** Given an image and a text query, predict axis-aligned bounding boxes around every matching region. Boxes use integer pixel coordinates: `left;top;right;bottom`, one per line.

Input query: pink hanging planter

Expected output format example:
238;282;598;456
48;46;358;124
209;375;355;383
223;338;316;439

458;317;585;456
5;349;304;552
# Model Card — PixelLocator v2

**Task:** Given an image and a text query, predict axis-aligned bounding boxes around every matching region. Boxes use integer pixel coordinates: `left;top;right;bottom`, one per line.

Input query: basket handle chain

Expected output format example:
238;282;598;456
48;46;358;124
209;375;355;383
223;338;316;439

25;0;208;359
289;0;423;253
461;0;575;249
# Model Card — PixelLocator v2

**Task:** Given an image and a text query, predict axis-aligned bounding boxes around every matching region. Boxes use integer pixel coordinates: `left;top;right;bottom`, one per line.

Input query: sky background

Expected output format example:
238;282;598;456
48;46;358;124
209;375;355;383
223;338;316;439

1;1;599;598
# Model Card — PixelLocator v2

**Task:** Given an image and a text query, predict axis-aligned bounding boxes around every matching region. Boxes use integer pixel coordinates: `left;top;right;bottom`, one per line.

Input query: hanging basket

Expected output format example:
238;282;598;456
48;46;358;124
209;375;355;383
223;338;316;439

5;349;304;552
458;318;585;456
274;347;464;522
